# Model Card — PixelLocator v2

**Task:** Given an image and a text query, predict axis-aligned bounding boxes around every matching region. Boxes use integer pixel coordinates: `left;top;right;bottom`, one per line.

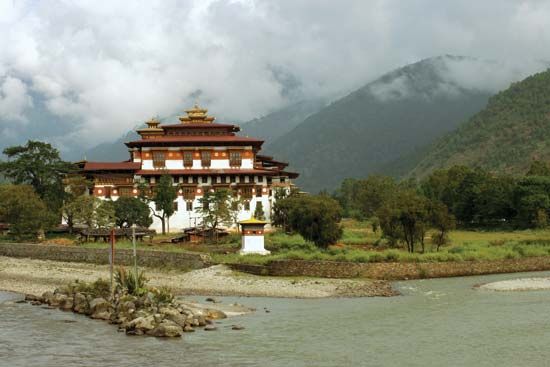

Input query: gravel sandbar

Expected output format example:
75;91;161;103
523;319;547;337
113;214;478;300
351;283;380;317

0;256;397;298
479;277;550;291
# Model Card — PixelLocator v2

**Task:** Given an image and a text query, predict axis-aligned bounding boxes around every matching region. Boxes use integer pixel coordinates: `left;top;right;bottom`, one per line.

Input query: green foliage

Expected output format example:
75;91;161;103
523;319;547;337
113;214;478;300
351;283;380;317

0;184;56;239
266;231;316;252
73;278;111;299
514;176;550;228
229;195;245;231
284;194;343;249
114;267;148;296
113;197;152;228
64;195;115;229
61;175;91;233
334;176;398;219
150;286;174;305
377;189;431;253
420;166;516;226
151;175;177;234
527;160;550;176
253;201;266;220
272;187;299;231
430;201;456;251
197;188;233;231
0;140;74;212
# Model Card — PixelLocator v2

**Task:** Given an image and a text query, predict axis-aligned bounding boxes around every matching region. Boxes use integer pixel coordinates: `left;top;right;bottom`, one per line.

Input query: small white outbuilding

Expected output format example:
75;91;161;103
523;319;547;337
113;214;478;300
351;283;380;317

238;218;270;255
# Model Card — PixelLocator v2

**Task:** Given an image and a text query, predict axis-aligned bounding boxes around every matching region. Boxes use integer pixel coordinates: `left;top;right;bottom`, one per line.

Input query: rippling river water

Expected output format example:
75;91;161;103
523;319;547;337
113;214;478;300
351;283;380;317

2;271;550;367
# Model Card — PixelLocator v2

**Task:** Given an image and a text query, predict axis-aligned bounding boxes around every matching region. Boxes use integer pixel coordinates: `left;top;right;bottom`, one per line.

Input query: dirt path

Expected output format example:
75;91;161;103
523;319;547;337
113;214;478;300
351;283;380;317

0;256;397;298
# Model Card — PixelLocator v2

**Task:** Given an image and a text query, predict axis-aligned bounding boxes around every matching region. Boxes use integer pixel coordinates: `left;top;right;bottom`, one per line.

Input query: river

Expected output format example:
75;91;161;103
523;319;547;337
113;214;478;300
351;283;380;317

2;271;550;367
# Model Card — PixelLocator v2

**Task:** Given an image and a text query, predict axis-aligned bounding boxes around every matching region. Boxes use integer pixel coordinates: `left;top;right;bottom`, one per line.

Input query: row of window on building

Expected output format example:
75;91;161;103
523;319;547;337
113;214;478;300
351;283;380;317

157;198;261;212
143;175;276;185
96;185;272;199
151;150;243;168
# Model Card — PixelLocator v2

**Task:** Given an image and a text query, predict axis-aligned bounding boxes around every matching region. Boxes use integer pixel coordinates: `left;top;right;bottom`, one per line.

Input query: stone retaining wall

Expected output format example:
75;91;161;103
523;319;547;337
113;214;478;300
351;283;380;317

0;243;210;270
231;257;550;280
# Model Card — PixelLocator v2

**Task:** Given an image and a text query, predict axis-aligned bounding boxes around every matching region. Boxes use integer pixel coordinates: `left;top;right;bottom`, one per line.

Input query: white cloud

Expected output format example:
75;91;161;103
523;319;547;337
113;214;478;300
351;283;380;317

0;76;33;122
1;0;550;150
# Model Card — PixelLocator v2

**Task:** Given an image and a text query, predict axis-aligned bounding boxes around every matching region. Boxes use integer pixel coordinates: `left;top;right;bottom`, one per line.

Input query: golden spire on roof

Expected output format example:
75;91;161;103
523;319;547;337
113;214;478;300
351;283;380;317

137;116;164;136
179;103;215;124
145;117;161;128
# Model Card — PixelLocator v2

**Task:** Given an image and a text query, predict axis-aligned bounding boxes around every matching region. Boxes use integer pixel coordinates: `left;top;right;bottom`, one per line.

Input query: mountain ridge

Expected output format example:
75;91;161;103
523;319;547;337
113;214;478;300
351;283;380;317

265;55;495;192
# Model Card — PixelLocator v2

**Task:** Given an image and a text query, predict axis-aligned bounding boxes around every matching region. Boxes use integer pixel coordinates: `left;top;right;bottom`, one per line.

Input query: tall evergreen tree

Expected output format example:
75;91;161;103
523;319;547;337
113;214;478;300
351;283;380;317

0;141;74;212
151;175;177;234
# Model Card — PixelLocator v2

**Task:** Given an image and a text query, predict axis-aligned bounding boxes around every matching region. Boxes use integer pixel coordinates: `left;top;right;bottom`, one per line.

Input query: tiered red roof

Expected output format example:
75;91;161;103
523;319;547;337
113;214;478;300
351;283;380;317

126;135;263;148
80;104;298;179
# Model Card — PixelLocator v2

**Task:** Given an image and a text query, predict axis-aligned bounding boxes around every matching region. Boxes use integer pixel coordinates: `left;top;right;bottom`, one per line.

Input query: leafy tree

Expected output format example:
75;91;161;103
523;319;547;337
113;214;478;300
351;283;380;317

0;185;56;239
197;189;233;232
475;175;516;225
514;176;550;228
66;195;115;229
0;141;74;212
228;194;245;232
61;175;90;233
377;200;403;247
377;190;430;253
272;187;299;231
113;197;152;228
286;195;343;249
151;175;177;234
253;201;266;220
429;201;456;251
95;200;116;229
334;176;398;219
333;178;362;218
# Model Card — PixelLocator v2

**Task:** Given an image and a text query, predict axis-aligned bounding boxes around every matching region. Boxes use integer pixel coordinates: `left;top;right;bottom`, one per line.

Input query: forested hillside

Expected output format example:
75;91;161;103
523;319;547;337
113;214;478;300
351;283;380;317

409;69;550;178
265;56;492;192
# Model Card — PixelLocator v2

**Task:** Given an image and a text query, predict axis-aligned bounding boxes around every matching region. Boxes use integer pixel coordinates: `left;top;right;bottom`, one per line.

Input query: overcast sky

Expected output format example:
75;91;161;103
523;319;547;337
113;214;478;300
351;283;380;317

1;0;550;151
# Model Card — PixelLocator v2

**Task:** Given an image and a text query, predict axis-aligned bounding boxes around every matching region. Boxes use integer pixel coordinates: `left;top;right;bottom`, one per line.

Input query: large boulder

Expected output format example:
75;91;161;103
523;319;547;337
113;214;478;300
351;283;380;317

126;315;156;335
90;298;112;320
41;291;55;306
146;320;183;338
206;309;227;320
25;294;42;302
58;296;74;311
73;293;89;314
114;300;136;324
161;307;188;328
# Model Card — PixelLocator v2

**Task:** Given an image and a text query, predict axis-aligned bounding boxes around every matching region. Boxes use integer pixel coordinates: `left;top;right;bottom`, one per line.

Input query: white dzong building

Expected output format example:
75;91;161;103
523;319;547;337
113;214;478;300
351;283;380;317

78;105;298;233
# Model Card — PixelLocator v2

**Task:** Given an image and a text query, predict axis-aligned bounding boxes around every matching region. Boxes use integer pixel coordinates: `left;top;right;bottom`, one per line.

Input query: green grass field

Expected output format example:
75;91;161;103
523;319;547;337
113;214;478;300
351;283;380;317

5;219;550;265
216;220;550;265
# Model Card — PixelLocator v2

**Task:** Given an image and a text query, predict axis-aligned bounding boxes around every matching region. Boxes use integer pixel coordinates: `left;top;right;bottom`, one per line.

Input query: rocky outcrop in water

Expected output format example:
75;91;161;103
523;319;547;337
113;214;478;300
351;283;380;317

24;281;252;338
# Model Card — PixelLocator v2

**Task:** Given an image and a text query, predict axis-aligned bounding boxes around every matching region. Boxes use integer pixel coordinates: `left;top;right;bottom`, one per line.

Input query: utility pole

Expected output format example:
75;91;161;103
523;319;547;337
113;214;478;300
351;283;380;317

132;224;138;282
109;228;115;296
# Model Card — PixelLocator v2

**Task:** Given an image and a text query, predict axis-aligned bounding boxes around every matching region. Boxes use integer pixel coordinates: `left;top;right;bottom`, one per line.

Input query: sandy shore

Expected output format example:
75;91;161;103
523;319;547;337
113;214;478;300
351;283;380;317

479;277;550;292
0;256;397;298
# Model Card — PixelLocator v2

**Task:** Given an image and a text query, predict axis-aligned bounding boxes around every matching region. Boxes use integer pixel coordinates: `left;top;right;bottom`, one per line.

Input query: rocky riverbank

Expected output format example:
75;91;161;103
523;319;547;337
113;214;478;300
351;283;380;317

20;281;253;337
0;256;398;298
